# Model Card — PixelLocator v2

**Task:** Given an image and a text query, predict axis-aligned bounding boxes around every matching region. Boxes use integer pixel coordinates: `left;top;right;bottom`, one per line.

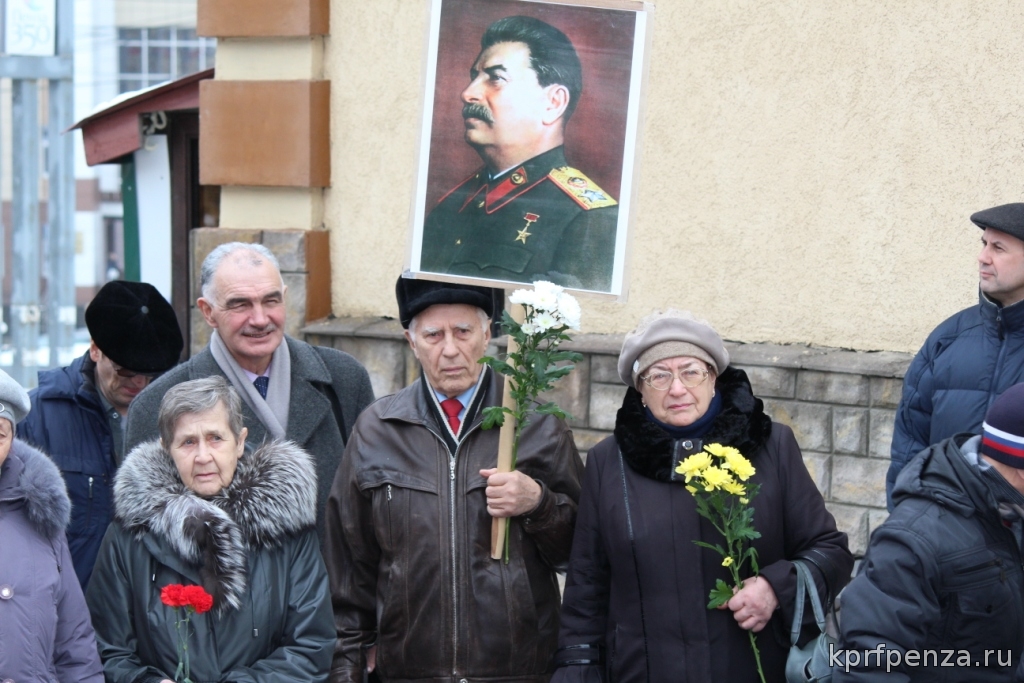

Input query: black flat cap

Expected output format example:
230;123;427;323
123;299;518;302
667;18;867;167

85;281;183;373
396;276;500;329
971;203;1024;242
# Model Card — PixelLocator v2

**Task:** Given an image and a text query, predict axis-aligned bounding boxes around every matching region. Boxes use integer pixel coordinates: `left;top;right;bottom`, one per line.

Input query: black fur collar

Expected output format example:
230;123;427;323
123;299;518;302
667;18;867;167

614;367;772;482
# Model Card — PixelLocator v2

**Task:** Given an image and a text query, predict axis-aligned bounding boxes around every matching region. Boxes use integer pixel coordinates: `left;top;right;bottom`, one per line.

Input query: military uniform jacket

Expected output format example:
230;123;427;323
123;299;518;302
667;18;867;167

421;146;618;291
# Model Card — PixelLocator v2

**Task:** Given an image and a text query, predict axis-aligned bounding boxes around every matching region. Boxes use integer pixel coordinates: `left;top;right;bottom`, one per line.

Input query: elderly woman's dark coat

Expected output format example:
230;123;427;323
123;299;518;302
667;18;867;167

0;438;104;682
553;367;853;683
85;439;334;683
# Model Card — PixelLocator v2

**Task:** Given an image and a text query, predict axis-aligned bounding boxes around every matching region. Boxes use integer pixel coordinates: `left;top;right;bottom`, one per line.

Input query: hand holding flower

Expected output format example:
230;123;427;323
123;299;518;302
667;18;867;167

480;468;542;517
717;576;778;632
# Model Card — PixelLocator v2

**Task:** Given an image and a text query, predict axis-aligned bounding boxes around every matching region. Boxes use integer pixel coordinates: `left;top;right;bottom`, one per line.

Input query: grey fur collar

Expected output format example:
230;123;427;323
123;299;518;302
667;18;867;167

0;439;71;539
114;438;317;611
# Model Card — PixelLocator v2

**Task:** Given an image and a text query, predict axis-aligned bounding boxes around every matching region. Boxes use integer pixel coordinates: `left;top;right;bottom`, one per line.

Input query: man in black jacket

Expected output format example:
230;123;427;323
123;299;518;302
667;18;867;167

325;277;583;683
837;383;1024;682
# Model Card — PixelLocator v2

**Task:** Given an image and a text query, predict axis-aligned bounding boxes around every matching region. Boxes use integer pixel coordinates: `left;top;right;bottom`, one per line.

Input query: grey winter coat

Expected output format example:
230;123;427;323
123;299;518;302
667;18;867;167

124;336;375;545
86;438;335;683
0;438;104;683
838;434;1024;682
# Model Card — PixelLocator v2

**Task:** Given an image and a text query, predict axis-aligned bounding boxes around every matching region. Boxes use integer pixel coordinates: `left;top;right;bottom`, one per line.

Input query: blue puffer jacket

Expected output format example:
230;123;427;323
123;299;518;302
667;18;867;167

888;292;1024;508
17;352;117;588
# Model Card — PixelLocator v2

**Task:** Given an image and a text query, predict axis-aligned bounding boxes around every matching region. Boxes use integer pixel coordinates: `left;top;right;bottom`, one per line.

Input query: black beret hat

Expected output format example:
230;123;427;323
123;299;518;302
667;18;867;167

85;281;183;373
396;276;500;329
971;203;1024;242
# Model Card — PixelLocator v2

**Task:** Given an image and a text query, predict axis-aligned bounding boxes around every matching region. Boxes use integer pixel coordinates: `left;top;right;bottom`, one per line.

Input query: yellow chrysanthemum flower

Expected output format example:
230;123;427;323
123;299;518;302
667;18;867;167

700;466;733;491
722;556;734;567
675;452;713;480
704;443;734;459
685;485;697;494
722;480;746;497
722;450;756;481
739;497;749;505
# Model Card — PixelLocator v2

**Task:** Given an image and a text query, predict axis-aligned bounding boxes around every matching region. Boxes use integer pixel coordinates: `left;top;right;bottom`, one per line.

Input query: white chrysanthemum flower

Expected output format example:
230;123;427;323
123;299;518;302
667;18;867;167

534;311;558;332
520;321;538;335
556;292;581;330
532;280;562;312
509;288;536;307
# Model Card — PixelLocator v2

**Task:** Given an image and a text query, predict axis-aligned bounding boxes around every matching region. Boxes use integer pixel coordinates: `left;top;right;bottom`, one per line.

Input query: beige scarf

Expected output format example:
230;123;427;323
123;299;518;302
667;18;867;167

209;331;291;439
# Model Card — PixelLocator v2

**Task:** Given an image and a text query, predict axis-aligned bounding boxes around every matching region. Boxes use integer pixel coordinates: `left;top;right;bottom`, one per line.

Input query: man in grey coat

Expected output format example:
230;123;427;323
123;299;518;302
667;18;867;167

125;242;374;543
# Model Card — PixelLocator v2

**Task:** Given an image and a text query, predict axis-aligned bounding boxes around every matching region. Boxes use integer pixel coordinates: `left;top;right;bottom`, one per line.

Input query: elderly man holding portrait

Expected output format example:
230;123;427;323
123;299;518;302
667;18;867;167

87;376;334;683
325;277;583;683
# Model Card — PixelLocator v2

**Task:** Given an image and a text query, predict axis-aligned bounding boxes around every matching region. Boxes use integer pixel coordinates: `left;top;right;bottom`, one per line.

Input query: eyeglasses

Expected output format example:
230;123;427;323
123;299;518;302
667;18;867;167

640;366;710;391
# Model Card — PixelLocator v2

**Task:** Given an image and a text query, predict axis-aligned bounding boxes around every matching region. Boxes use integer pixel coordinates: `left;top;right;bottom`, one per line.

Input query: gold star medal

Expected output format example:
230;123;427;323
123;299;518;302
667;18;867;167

516;212;539;243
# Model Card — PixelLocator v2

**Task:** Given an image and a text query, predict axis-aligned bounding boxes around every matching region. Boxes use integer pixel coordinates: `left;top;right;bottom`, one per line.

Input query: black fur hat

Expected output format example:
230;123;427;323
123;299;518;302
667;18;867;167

85;281;183;373
396;276;500;329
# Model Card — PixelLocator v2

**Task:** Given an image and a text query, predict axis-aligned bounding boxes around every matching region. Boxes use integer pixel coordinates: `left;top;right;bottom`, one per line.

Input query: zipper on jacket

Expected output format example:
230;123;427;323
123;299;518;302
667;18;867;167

449;452;458;675
87;475;94;528
425;418;479;678
955;557;1002;574
991;315;1011;409
387;484;392;501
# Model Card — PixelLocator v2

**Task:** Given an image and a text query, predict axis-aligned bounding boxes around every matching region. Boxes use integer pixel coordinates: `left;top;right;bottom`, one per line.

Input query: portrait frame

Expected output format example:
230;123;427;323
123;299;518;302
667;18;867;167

406;0;653;299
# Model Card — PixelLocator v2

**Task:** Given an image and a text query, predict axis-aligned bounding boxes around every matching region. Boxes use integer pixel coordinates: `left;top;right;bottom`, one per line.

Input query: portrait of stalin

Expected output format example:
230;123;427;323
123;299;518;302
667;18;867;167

420;15;618;292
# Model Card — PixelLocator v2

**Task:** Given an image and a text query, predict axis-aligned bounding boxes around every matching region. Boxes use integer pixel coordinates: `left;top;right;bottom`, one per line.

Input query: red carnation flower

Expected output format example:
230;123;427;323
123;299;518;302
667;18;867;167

182;585;214;614
160;584;187;608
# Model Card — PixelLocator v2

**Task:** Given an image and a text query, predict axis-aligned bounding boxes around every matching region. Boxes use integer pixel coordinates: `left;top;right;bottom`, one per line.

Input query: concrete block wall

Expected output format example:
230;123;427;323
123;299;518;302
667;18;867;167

303;318;913;557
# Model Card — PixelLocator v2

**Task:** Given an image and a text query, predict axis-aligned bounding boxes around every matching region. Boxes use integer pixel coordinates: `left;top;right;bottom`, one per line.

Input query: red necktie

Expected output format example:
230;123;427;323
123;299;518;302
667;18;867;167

440;398;463;434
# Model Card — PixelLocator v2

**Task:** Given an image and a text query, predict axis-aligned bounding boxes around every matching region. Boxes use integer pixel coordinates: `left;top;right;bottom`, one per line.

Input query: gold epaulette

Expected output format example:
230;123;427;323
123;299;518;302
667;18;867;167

547;166;618;210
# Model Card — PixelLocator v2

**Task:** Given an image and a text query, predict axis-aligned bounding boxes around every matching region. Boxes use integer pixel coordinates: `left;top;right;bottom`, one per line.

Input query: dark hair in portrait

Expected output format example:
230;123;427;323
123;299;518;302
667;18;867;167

426;0;636;208
480;15;583;121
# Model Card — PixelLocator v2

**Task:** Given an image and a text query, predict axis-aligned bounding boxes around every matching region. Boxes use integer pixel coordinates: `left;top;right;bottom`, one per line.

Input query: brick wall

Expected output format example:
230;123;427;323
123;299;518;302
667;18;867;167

304;318;913;556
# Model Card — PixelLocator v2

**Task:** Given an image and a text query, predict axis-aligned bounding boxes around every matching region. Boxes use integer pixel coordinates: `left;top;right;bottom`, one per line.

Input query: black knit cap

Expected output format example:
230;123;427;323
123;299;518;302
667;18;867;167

980;383;1024;469
971;203;1024;242
85;281;183;373
396;276;500;329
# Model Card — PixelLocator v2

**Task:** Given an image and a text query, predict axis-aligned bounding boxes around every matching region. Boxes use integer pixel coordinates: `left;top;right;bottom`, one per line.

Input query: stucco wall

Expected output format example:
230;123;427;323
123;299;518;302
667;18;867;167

325;1;1024;353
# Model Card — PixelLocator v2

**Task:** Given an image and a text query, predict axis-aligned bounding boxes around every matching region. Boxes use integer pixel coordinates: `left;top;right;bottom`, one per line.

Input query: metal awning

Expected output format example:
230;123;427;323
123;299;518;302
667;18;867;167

69;68;214;166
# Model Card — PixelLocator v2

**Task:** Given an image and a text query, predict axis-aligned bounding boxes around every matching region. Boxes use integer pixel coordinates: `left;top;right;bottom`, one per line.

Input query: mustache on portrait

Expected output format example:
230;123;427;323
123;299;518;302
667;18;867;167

462;103;494;124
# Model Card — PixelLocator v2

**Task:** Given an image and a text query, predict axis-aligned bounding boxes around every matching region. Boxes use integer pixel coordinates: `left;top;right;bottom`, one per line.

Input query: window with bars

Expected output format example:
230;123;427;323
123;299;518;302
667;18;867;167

117;27;216;94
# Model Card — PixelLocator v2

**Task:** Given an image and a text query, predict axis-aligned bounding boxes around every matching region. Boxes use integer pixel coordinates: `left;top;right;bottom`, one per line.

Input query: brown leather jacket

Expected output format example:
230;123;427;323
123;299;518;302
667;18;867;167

325;369;583;683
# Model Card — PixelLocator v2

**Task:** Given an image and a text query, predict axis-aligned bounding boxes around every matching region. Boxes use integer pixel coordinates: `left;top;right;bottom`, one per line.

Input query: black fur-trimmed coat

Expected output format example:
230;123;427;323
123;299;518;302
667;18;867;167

84;439;334;683
554;367;853;683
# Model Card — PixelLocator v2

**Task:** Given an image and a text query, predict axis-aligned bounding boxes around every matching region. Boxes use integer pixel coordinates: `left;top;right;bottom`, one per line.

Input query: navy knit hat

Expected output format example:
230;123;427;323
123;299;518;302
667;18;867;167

981;383;1024;468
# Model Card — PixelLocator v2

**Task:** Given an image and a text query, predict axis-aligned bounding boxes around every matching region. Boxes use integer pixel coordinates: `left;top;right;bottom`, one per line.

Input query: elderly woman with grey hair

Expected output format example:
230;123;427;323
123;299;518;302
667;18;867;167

86;376;334;683
552;310;853;683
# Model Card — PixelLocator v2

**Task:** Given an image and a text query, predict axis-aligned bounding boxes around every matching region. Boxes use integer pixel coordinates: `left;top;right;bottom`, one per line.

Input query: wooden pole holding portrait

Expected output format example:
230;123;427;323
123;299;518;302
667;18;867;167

491;301;525;559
